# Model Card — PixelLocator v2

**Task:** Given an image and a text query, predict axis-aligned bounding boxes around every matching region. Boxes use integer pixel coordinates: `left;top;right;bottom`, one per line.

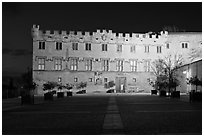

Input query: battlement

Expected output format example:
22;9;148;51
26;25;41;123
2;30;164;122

32;24;168;40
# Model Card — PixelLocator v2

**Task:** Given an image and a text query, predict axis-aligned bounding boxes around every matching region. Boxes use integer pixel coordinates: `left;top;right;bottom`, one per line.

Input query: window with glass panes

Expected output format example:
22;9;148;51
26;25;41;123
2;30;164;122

143;60;150;72
130;60;137;72
157;46;162;53
145;45;149;53
70;58;78;70
130;45;136;52
72;43;78;50
85;59;92;71
56;42;62;50
54;58;62;70
39;41;45;49
117;44;122;52
85;43;91;51
38;58;45;70
102;59;109;71
102;44;107;51
116;60;123;71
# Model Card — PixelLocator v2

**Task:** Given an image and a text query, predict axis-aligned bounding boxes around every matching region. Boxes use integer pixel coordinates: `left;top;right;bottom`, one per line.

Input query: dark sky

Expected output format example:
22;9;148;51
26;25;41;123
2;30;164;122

2;2;202;76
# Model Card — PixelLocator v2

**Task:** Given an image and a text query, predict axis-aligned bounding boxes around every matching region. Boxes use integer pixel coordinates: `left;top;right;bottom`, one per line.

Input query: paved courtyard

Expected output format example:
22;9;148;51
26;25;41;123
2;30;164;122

2;94;202;135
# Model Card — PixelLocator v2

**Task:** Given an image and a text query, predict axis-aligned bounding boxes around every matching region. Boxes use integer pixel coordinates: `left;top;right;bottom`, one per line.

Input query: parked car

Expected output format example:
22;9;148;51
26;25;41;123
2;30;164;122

106;89;114;93
76;90;86;94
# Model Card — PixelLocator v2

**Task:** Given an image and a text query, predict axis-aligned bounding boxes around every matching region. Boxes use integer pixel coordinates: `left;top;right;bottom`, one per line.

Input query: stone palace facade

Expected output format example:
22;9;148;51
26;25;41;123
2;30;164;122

32;25;202;95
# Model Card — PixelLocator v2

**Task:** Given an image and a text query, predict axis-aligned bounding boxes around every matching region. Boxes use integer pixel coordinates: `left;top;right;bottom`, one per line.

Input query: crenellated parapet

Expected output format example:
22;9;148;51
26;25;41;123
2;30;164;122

32;24;168;44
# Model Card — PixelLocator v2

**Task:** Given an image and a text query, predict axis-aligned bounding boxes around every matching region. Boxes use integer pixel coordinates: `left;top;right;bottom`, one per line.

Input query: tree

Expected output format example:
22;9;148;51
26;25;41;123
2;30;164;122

21;68;37;94
188;46;202;62
187;76;202;92
43;81;58;93
150;54;183;94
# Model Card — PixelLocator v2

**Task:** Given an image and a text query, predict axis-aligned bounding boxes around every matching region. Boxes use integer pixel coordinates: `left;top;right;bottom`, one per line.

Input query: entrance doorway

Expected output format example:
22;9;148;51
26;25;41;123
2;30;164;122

115;77;126;93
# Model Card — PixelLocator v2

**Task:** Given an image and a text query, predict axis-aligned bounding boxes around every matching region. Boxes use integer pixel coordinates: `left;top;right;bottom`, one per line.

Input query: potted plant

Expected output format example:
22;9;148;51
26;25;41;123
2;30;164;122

43;81;57;101
76;82;87;94
187;76;202;102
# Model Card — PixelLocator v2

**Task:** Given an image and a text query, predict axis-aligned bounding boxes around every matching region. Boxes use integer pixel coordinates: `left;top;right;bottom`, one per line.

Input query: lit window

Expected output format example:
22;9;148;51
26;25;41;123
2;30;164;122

116;60;123;72
144;60;150;72
72;43;78;50
130;60;137;72
101;59;109;71
74;77;78;82
38;58;45;70
54;58;62;70
58;77;62;82
133;78;136;82
157;46;162;53
85;43;91;51
102;44;108;51
85;59;92;71
39;41;45;50
70;58;78;71
117;44;122;52
56;42;62;50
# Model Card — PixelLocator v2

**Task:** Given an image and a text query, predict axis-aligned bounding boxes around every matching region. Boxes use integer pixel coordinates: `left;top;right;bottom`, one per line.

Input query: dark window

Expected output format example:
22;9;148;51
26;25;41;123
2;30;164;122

117;45;122;52
89;78;93;82
104;78;108;83
56;42;62;50
85;43;91;51
145;46;149;53
166;43;170;49
157;46;162;53
133;78;136;82
39;41;45;49
102;44;108;51
72;43;78;50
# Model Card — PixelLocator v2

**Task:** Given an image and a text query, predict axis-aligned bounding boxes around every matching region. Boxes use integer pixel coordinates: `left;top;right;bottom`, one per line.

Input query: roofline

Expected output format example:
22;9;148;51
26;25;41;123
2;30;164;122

176;59;202;70
168;32;202;35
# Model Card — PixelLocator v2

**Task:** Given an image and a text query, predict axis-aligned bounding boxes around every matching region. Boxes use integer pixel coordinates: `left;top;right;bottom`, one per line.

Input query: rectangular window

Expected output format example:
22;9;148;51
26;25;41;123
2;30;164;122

130;45;136;53
145;45;149;53
144;60;150;72
89;78;93;82
58;77;62;82
39;41;45;50
54;58;62;70
70;58;78;71
102;59;109;71
85;43;91;51
74;77;78;82
56;42;62;50
166;43;170;49
157;46;162;53
72;43;78;50
133;78;136;82
104;78;108;83
38;58;45;70
85;59;92;71
117;44;122;52
116;60;123;72
102;44;108;51
130;60;137;72
181;42;189;48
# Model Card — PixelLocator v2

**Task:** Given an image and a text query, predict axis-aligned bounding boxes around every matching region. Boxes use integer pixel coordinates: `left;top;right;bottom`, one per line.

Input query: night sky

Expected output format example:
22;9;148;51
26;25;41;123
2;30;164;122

2;2;202;77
